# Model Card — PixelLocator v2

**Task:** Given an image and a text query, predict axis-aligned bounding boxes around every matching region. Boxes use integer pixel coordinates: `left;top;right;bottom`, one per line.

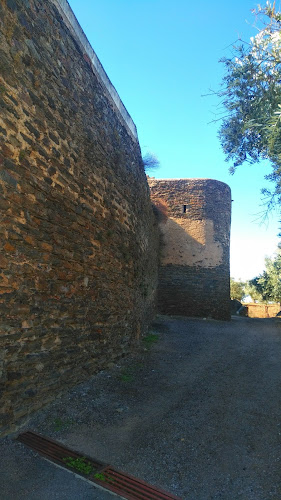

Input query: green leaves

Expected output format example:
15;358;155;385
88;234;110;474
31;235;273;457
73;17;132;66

217;3;281;211
63;457;93;475
249;247;281;302
230;278;246;301
63;457;114;483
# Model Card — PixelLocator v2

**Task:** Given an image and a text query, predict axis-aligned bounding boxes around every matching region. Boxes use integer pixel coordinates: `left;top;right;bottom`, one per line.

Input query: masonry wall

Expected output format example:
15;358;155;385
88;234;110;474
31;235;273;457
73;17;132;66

243;303;281;318
148;178;231;320
0;0;159;436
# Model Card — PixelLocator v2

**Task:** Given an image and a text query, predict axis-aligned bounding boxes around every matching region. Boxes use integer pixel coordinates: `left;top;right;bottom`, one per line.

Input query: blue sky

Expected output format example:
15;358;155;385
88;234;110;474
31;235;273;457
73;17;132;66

68;0;281;281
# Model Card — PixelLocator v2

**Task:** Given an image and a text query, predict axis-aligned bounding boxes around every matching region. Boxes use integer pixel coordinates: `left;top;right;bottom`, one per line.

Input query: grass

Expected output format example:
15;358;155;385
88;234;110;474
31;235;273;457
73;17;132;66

63;456;93;475
94;472;110;482
119;362;144;383
120;372;134;382
63;457;114;483
142;333;159;349
53;417;73;432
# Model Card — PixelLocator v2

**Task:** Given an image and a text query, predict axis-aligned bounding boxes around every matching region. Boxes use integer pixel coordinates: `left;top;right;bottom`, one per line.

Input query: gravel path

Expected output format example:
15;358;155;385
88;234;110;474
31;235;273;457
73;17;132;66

1;315;281;499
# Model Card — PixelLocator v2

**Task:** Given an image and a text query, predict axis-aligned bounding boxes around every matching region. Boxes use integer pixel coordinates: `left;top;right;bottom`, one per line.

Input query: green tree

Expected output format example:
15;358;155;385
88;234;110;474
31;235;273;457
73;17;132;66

249;247;281;302
217;2;281;210
244;279;264;302
230;277;246;301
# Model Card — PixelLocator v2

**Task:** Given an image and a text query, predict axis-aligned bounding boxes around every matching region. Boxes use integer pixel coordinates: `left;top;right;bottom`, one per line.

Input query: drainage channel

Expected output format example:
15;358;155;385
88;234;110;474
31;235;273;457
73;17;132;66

17;431;181;500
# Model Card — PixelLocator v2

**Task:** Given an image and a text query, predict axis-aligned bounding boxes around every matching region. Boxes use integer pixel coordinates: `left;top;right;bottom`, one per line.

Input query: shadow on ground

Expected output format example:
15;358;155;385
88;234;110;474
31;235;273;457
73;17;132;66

1;315;281;499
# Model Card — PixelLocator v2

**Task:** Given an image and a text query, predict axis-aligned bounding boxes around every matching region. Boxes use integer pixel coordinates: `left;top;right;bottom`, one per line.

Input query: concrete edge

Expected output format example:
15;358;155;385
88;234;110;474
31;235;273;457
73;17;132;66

49;0;138;142
44;458;126;499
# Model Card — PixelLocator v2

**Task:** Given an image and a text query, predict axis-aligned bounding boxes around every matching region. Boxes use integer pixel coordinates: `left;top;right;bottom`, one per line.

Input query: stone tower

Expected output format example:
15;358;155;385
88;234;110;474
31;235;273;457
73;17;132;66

148;178;231;320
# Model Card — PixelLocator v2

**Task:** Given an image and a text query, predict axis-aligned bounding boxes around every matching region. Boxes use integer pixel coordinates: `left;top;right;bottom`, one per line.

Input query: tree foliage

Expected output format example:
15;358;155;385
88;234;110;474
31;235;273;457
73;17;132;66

142;153;160;172
218;2;281;209
244;279;264;302
230;277;246;301
249;247;281;302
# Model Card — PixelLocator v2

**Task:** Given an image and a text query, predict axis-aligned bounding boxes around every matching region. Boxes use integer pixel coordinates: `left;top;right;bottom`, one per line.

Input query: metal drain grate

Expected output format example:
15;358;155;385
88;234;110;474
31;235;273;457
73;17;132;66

17;431;181;500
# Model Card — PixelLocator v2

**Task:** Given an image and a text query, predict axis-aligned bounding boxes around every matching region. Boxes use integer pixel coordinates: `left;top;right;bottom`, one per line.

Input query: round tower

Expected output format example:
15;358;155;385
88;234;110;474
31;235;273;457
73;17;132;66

148;178;231;320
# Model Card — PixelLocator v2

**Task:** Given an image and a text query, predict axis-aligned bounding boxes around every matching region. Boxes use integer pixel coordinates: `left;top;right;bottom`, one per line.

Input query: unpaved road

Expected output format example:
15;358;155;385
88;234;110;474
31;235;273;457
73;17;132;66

1;315;281;499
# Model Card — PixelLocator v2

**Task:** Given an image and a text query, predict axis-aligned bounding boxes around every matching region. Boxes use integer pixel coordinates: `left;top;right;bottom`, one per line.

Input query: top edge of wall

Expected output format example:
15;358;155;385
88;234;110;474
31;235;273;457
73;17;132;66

50;0;138;142
147;178;231;188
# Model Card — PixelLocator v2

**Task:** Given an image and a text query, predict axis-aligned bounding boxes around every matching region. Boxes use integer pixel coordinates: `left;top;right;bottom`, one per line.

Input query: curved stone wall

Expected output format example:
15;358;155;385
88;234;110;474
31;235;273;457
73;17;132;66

148;178;231;320
0;0;159;436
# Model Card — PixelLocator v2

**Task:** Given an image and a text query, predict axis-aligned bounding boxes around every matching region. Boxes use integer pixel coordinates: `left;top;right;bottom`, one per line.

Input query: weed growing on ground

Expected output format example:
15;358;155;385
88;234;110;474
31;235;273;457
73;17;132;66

94;472;114;483
94;472;107;482
53;417;73;432
63;457;114;483
120;370;134;383
63;456;93;475
142;333;159;349
119;362;144;383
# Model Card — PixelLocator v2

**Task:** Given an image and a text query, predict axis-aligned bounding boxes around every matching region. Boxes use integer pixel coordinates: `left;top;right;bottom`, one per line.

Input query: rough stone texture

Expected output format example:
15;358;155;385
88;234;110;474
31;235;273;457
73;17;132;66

148;178;231;320
243;303;281;318
0;0;158;436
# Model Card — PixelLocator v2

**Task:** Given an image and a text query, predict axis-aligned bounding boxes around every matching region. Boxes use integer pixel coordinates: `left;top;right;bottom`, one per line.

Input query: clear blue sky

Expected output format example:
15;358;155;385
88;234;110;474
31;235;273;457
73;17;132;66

68;0;280;281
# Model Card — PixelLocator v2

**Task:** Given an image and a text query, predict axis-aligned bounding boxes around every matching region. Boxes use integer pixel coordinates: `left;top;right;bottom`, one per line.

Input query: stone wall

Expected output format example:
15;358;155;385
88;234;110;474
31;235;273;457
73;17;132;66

243;303;281;318
0;0;158;436
148;178;231;320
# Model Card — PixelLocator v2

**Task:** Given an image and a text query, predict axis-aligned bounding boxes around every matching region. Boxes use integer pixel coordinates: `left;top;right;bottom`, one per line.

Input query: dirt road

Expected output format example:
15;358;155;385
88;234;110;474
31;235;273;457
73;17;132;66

1;315;281;499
